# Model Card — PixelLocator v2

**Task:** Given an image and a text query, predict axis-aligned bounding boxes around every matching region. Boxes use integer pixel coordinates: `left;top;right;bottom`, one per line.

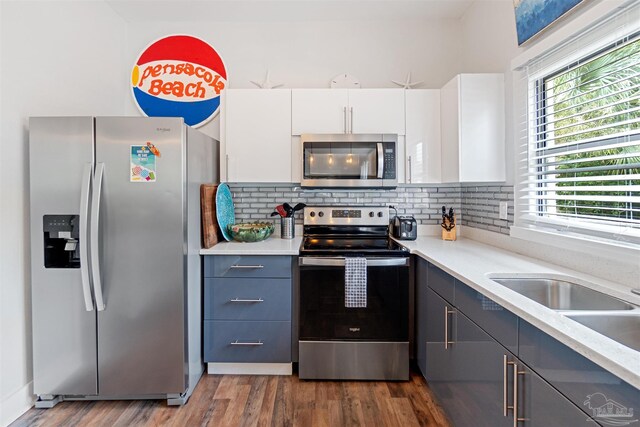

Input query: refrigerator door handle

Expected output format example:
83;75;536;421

80;163;94;311
90;162;106;311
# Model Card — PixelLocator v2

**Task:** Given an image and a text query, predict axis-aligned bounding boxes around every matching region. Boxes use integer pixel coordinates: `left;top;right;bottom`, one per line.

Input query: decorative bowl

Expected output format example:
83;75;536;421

227;222;275;243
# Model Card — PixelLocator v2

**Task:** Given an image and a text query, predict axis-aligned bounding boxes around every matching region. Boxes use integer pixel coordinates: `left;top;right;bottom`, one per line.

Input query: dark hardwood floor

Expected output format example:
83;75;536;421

12;371;451;427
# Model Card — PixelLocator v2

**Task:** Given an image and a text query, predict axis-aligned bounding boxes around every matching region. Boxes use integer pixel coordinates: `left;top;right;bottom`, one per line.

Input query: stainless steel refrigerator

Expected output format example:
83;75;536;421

29;116;218;407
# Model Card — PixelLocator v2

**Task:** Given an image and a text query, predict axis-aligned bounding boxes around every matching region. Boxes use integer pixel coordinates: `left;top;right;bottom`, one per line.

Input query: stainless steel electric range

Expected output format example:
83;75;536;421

298;206;411;380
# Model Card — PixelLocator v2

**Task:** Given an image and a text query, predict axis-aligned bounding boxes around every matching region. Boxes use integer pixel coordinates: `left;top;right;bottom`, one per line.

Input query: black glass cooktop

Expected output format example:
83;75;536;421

300;236;408;256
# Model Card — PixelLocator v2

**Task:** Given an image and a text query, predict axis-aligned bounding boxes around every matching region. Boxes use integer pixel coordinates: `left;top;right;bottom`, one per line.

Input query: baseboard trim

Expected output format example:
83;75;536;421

207;363;292;375
1;381;35;427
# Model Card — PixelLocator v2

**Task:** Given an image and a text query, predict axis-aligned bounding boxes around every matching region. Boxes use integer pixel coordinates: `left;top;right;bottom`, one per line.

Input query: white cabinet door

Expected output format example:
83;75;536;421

291;89;348;135
459;74;505;182
348;89;405;135
223;89;292;182
440;74;505;183
405;90;441;183
291;89;405;135
440;77;460;183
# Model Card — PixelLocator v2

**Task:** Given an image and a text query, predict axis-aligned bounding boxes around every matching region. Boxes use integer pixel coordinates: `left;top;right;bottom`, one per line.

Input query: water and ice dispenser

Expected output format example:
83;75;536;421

43;215;80;268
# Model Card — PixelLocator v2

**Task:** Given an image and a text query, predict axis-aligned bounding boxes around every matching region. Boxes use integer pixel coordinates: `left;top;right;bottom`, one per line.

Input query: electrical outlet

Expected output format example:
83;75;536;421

499;201;508;220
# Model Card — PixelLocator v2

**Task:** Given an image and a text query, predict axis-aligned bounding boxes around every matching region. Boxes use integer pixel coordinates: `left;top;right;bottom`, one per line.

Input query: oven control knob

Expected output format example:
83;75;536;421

369;211;374;217
318;211;324;217
310;211;315;217
377;212;383;217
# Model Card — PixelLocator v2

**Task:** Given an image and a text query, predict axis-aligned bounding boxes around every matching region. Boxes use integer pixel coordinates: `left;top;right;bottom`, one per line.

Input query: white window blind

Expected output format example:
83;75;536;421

515;1;640;246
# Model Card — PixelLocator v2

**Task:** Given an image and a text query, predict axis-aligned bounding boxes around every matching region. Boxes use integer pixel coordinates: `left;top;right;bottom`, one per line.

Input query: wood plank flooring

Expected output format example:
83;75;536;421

12;371;451;427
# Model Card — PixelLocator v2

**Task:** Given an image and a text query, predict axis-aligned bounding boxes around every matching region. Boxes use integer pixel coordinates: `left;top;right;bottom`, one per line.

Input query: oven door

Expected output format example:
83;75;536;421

298;256;409;341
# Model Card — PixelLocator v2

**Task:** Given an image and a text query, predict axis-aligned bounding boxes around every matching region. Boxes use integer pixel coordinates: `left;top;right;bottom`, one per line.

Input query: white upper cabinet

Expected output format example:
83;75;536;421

347;89;405;135
440;74;505;183
405;90;441;184
291;89;349;134
222;89;292;182
291;89;405;135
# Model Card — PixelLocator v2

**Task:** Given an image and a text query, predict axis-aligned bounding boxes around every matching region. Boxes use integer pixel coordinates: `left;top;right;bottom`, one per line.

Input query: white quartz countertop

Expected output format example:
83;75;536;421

399;236;640;389
199;233;639;388
199;236;302;255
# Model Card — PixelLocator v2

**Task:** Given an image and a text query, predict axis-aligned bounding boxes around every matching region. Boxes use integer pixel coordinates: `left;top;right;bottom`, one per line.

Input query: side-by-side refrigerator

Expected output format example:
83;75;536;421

29;116;218;407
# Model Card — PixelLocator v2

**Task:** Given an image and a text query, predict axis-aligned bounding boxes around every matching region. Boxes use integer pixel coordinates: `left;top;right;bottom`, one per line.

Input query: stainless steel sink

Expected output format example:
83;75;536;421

565;313;640;352
491;277;636;311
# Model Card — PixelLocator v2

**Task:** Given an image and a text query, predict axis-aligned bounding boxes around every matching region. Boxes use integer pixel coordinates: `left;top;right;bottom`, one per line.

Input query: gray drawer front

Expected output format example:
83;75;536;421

455;281;518;355
204;320;291;363
204;278;291;321
428;263;455;304
519;320;639;416
204;255;291;278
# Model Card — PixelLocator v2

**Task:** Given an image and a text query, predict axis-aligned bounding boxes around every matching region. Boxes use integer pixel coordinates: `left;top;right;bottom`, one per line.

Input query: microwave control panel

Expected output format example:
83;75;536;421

382;142;396;179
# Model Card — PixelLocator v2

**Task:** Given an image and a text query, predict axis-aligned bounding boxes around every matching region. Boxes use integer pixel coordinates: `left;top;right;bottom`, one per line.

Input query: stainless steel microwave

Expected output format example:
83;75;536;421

300;134;398;188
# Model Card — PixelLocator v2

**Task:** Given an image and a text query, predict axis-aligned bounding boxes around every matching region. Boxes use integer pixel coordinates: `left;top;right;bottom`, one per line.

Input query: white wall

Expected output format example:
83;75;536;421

123;18;465;139
0;5;468;425
0;2;127;425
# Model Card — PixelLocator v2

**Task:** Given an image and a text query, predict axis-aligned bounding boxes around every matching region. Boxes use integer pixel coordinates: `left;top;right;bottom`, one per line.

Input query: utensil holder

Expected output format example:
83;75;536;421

281;217;295;239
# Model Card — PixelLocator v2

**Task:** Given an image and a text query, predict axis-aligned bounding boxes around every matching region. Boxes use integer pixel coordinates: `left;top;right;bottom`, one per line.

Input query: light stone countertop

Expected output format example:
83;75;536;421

199;233;639;388
399;236;640;389
199;235;303;255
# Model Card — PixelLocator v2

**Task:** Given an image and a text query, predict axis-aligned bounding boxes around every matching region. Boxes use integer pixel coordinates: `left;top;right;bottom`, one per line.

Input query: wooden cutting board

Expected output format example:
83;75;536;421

201;184;223;249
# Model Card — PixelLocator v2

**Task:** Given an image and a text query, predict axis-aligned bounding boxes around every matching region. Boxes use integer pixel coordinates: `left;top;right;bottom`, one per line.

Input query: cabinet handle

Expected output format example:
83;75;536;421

503;355;516;416
229;264;264;269
229;298;264;303
444;306;455;349
230;340;263;346
350;107;354;133
513;363;527;426
225;154;230;181
408;155;412;183
343;107;347;134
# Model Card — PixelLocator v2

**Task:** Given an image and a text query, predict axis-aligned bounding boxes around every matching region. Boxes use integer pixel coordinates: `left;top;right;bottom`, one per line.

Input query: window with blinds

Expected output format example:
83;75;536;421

520;25;640;245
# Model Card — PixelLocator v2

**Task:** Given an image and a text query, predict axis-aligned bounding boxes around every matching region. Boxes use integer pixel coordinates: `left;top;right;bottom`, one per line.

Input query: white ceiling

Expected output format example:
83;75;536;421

105;0;504;23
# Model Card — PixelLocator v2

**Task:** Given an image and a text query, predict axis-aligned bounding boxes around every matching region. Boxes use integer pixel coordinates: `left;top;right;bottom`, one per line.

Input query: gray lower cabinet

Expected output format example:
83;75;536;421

203;255;292;363
519;320;639;422
515;360;600;426
419;261;603;426
416;257;428;375
425;287;511;427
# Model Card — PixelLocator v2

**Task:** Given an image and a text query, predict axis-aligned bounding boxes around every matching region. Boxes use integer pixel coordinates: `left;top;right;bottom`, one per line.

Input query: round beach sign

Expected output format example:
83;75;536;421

131;35;227;128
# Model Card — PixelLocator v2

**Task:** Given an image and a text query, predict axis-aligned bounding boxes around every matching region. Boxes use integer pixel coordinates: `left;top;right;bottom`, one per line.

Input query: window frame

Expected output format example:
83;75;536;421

517;31;640;249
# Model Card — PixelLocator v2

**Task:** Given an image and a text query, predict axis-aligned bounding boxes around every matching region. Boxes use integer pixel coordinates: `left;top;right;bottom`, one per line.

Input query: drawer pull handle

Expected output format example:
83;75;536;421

230;340;263;346
503;355;515;416
513;363;528;426
230;264;264;269
229;298;264;303
444;306;455;349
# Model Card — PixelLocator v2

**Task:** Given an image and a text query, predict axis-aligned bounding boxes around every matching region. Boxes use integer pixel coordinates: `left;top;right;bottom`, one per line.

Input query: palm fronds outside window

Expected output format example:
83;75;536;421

532;35;640;231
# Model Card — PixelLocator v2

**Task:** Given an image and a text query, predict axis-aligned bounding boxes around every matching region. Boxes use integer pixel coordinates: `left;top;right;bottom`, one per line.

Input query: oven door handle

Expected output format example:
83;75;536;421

299;257;409;267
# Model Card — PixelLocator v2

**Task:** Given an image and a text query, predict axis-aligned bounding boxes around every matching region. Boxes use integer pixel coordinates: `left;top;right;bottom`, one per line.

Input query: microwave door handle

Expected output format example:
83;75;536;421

377;143;384;178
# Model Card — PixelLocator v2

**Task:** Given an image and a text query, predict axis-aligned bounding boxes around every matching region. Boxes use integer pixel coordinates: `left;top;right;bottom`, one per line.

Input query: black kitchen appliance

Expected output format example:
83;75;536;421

298;206;411;380
391;216;417;241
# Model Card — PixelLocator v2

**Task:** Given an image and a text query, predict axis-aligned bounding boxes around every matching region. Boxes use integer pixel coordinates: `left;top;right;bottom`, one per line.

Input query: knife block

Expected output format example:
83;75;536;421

441;215;456;241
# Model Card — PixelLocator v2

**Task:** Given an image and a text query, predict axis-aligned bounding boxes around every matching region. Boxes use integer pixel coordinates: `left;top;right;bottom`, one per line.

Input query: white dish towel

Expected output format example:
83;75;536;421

345;257;367;308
